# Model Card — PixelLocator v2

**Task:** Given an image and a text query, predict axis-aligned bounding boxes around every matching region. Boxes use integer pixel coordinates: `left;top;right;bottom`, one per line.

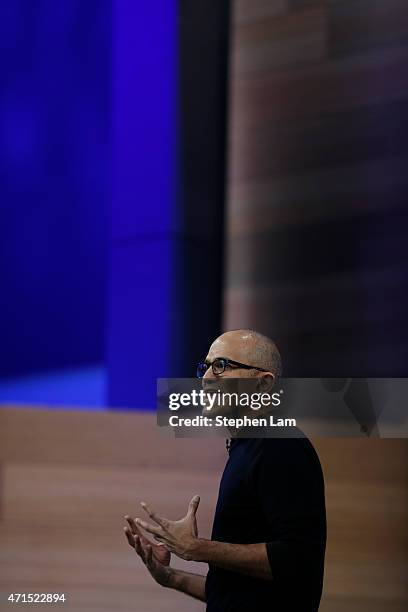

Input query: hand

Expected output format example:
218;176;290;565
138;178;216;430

124;515;173;587
134;495;201;561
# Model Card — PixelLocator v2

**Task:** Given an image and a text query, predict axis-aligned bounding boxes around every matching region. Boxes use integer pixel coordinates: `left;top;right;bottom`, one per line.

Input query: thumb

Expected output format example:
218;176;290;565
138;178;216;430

187;494;200;517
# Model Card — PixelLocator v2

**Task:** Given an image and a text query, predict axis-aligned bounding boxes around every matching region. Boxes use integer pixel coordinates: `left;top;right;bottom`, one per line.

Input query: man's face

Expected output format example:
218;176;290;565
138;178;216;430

200;332;260;418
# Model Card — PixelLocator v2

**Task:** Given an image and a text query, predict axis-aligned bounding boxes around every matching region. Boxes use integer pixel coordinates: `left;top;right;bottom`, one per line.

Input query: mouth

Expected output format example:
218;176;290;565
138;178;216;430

200;389;218;413
202;390;215;407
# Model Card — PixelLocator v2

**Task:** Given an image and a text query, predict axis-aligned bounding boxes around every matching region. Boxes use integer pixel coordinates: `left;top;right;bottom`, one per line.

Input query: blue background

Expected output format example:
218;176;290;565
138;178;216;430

0;1;178;409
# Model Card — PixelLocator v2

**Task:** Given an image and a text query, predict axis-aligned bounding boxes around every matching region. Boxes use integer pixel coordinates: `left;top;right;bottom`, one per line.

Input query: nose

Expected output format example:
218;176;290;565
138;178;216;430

203;366;215;380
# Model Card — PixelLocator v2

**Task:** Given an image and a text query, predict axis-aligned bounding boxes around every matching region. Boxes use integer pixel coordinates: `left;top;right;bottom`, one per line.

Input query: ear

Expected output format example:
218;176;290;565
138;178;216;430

257;372;275;392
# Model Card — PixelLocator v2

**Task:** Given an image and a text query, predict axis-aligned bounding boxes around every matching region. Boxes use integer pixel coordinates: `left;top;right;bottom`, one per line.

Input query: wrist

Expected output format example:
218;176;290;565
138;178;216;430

164;568;178;589
189;538;211;562
168;568;193;591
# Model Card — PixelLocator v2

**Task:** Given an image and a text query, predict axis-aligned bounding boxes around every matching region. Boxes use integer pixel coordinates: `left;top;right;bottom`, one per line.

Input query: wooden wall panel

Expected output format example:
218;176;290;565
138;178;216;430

0;408;225;612
315;439;408;610
224;4;408;607
225;0;408;377
0;408;407;611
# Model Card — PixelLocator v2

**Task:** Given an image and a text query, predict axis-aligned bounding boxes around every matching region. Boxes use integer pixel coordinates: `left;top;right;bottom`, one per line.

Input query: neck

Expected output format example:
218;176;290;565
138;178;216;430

227;407;270;438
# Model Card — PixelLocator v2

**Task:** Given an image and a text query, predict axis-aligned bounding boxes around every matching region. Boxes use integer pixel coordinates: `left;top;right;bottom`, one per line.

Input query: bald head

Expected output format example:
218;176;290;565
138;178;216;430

206;329;282;378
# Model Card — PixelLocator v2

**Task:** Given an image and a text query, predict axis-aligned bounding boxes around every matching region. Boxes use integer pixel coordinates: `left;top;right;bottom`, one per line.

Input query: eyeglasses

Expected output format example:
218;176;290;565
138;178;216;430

196;357;269;378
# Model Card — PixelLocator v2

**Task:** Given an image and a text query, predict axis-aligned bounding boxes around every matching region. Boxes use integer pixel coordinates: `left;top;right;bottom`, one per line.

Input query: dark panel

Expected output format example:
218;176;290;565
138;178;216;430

177;0;231;368
108;1;230;408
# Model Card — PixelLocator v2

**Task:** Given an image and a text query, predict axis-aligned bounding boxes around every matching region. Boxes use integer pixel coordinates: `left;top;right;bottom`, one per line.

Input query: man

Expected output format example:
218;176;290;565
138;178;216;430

124;330;326;611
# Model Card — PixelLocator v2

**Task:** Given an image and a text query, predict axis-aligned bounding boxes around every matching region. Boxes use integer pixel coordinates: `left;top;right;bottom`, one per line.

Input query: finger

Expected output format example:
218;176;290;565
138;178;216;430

135;518;163;538
134;535;147;563
145;544;153;568
125;515;140;535
124;526;135;548
140;501;168;529
153;534;167;544
125;514;150;539
187;494;200;516
125;516;151;545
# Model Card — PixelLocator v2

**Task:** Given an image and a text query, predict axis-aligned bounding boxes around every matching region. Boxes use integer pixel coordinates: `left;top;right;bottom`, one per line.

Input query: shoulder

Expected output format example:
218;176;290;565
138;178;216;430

255;437;324;479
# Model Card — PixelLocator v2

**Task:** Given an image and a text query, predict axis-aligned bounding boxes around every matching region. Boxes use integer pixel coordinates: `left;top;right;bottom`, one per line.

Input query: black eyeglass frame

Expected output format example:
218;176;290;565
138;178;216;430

196;357;270;378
